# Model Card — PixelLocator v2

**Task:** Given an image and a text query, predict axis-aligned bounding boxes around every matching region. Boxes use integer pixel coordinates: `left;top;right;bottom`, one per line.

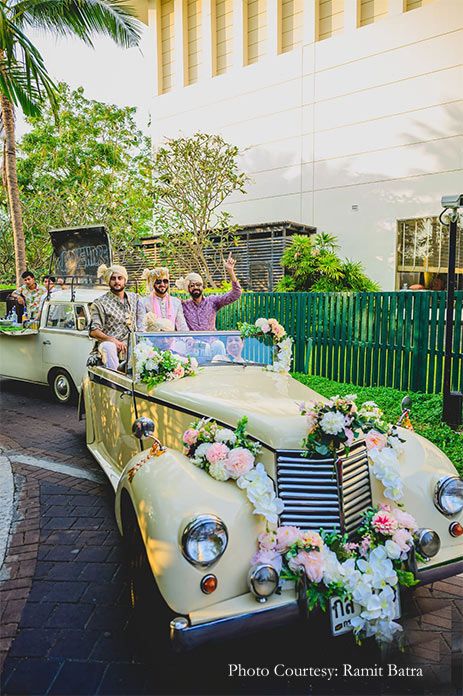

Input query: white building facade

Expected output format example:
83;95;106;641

141;0;463;290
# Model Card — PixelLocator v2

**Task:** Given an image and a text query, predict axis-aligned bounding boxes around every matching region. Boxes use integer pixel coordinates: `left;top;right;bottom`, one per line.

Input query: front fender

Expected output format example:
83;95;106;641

116;447;263;615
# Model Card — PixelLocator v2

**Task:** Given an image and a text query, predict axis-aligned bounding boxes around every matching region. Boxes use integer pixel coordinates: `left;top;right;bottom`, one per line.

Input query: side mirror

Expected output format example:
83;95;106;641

401;396;412;411
132;417;155;440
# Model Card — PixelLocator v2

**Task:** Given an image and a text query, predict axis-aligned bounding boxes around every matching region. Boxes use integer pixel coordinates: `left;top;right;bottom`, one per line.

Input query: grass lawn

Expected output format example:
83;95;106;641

292;373;463;475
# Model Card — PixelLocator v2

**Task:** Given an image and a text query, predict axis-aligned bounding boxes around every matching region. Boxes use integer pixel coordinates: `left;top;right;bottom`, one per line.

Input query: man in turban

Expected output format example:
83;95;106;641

177;253;242;331
141;267;188;331
88;264;145;370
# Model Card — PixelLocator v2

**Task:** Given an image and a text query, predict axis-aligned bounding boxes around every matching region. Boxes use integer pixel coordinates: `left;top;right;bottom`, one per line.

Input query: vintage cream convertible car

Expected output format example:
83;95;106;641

82;330;463;650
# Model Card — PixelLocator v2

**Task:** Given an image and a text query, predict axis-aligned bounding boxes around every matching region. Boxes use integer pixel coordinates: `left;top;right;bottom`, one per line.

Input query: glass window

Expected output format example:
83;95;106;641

46;303;76;329
74;305;88;331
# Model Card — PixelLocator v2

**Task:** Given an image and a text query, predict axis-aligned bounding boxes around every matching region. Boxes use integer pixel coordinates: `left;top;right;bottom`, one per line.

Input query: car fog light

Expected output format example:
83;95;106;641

449;522;463;537
415;528;441;559
434;476;463;516
201;574;218;594
247;564;279;603
181;515;228;568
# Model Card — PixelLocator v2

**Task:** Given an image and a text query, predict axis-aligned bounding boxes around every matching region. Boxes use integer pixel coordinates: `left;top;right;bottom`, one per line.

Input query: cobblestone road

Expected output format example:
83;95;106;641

0;378;461;696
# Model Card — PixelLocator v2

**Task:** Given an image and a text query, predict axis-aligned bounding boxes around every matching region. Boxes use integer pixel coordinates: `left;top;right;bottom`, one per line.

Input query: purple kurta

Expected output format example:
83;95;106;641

181;281;242;330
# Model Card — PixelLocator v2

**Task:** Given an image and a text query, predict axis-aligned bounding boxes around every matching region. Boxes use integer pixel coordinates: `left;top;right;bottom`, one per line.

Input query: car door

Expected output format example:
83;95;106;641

88;367;139;476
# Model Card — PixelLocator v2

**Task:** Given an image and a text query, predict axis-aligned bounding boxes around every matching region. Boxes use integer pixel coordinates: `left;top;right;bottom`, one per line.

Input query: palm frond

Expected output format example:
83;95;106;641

13;0;141;48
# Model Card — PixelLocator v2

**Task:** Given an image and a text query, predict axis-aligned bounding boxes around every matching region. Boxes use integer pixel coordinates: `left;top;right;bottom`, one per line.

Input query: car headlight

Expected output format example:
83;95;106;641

247;564;279;602
414;528;441;559
434;476;463;516
181;515;228;568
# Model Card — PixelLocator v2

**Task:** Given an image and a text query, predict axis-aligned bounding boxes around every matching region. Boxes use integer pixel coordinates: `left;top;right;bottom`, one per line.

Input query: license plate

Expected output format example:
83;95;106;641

329;588;401;637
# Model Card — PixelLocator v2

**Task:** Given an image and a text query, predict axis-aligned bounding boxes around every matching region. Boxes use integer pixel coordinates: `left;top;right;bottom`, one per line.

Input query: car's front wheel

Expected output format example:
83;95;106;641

48;368;77;404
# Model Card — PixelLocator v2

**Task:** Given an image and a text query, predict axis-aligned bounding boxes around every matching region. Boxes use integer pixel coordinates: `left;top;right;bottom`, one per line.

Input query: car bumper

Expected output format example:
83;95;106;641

416;556;463;584
170;591;301;651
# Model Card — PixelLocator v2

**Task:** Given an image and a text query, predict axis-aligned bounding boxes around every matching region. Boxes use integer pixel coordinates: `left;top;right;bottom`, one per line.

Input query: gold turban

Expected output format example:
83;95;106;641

97;264;128;284
141;267;170;289
175;272;203;292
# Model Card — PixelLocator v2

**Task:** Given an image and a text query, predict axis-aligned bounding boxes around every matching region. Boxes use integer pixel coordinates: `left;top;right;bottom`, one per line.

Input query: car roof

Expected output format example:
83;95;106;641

47;287;107;303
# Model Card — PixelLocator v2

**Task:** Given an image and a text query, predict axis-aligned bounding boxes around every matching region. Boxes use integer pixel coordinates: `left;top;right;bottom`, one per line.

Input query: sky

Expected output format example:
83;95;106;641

16;25;152;138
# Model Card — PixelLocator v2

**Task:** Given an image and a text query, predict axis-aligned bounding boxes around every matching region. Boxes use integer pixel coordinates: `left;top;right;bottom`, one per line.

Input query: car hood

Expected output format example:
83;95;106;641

138;366;325;450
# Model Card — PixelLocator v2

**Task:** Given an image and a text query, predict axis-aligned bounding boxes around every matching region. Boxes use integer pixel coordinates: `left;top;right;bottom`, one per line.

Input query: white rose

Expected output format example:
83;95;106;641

384;540;402;560
208;461;230;481
320;411;345;435
215;428;237;445
195;442;212;459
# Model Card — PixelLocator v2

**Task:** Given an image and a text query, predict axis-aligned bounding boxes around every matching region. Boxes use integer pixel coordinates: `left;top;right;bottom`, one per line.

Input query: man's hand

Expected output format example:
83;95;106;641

112;338;127;354
224;253;238;281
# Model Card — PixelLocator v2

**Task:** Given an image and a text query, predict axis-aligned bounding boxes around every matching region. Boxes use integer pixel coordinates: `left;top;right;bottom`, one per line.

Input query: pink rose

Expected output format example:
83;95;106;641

275;526;302;552
183;429;199;446
392;528;414;552
288;550;324;583
172;365;185;379
300;530;323;550
224;447;255;479
365;430;388;451
392;509;418;532
371;511;399;535
251;549;283;574
258;531;277;551
205;442;230;465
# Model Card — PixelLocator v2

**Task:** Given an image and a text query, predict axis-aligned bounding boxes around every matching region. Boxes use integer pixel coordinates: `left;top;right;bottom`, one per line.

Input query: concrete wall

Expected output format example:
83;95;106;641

148;0;463;289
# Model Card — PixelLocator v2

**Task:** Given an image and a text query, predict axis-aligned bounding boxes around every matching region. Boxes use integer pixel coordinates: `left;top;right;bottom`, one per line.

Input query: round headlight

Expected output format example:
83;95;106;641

415;528;441;559
181;515;228;568
247;564;279;602
434;476;463;516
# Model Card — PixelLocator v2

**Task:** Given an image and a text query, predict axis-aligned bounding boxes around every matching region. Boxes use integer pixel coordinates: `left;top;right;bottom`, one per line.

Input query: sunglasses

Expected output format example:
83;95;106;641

154;279;169;285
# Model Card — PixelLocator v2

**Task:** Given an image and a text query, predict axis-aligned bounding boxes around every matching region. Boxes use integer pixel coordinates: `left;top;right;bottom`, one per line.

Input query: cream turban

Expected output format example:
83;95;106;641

97;264;128;284
175;272;203;292
141;267;170;289
144;313;175;332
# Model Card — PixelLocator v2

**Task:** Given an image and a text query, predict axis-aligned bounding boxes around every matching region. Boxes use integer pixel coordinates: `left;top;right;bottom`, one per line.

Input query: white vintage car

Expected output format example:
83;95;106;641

0;287;105;403
82;329;463;650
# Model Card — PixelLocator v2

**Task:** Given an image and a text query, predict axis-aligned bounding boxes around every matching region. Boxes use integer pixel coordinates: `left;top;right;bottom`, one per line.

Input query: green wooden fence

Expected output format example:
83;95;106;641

217;291;463;394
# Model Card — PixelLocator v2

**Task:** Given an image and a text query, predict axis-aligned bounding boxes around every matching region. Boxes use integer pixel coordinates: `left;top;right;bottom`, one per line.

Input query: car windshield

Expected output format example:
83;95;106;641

135;331;274;367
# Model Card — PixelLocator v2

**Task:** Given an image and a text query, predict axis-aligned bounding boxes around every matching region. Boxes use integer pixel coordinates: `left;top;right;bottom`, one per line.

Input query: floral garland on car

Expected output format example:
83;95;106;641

183;417;284;524
238;318;293;373
299;395;405;502
251;504;419;645
135;339;198;389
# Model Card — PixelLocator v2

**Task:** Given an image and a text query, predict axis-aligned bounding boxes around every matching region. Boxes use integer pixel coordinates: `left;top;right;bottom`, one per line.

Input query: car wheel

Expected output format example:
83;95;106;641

49;369;77;404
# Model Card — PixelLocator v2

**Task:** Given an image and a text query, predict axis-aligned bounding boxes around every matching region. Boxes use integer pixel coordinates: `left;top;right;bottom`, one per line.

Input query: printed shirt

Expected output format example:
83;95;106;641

181;281;242;331
89;291;146;342
13;283;46;318
142;294;189;332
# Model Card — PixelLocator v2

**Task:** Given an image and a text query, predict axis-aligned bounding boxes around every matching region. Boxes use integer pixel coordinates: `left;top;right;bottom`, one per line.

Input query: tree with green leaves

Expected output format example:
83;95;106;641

0;0;141;284
0;83;153;281
276;232;380;292
153;132;249;287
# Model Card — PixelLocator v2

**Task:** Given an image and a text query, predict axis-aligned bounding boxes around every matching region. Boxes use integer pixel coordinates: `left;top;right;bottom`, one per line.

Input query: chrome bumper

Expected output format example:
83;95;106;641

170;599;300;652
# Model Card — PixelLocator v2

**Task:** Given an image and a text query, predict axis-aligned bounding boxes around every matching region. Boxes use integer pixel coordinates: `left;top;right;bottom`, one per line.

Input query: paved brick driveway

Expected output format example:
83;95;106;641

0;378;461;695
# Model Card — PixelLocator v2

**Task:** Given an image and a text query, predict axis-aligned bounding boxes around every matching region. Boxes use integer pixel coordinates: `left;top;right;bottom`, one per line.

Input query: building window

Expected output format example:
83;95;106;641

405;0;434;10
185;0;202;84
316;0;344;42
246;0;267;64
359;0;388;27
396;217;463;290
159;0;175;93
279;0;303;53
214;0;233;75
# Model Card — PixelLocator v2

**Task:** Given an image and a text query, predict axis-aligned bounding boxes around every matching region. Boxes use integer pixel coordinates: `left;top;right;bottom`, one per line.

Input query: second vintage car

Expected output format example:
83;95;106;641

82;328;463;649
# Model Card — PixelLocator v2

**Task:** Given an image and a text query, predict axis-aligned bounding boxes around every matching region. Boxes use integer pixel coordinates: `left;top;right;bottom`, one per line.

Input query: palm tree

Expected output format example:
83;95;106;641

0;0;141;284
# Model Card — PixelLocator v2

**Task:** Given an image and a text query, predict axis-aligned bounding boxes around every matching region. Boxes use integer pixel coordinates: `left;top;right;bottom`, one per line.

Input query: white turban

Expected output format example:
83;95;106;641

144;313;175;332
141;267;170;290
175;272;203;292
97;264;128;284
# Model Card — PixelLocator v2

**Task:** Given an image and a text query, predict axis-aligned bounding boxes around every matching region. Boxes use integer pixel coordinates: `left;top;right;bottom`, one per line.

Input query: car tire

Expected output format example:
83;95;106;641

48;368;77;404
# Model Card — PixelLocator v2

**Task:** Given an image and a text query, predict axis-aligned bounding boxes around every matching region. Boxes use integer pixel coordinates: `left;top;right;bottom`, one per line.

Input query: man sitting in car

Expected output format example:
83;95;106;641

141;267;188;331
11;270;45;319
89;264;145;370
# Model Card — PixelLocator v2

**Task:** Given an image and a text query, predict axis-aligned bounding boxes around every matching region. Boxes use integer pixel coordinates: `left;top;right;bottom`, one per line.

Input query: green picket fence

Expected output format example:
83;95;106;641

217;291;463;394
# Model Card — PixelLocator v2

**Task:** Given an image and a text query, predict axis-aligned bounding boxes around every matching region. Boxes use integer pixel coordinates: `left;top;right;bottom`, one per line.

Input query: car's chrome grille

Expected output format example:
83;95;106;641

276;441;372;535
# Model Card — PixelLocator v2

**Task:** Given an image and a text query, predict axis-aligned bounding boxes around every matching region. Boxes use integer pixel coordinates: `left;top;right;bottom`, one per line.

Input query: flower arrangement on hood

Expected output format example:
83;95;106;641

299;395;405;502
134;339;198;388
250;503;418;645
182;416;284;524
238;318;293;373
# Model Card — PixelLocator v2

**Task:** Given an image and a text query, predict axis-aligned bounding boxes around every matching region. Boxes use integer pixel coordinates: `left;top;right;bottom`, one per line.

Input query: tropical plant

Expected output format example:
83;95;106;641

276;233;380;292
0;0;141;284
153;132;249;287
0;83;153;281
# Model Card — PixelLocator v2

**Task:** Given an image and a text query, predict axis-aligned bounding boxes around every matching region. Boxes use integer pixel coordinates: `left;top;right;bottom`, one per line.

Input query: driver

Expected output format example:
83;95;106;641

89;264;145;370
